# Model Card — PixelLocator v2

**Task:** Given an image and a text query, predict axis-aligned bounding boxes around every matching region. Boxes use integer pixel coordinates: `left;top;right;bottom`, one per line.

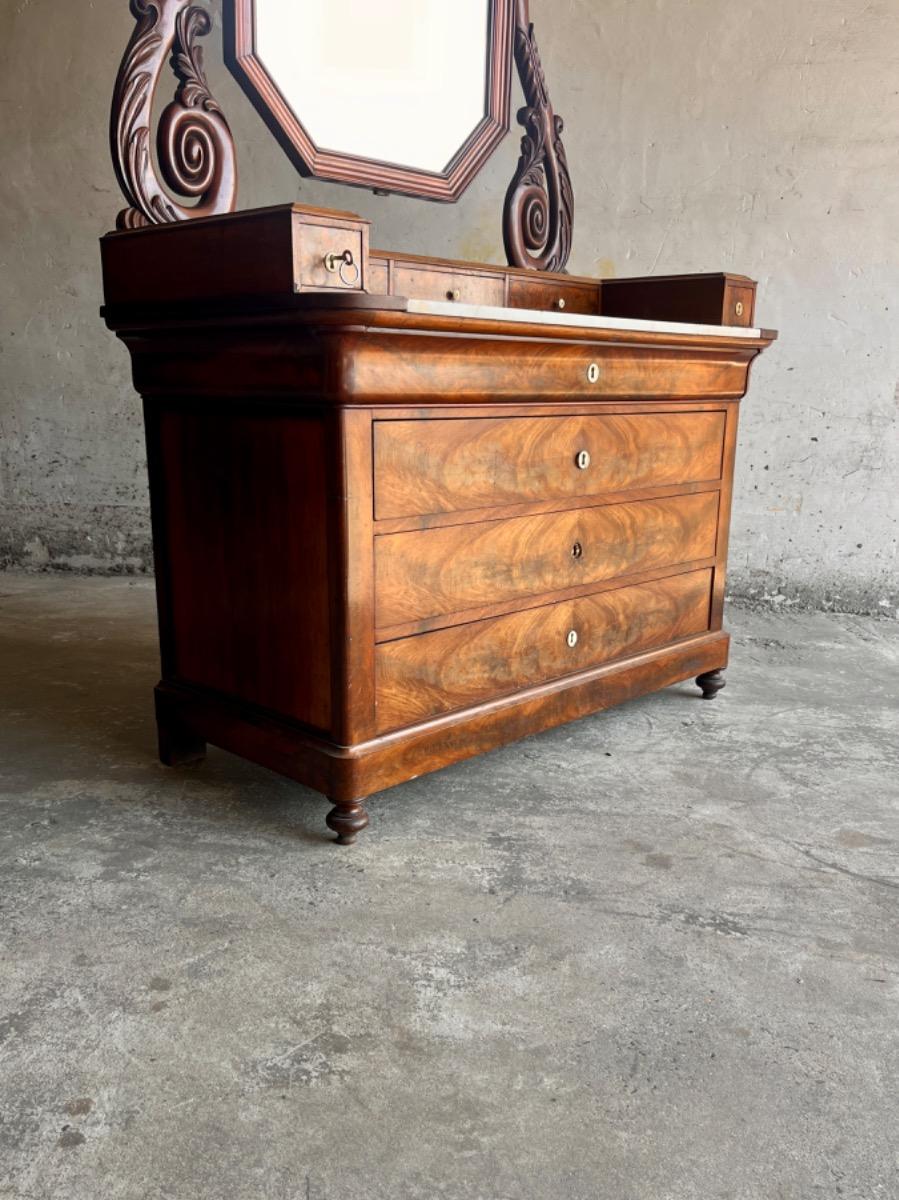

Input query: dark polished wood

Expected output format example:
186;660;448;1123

111;0;237;230
602;273;757;328
224;0;514;203
101;203;774;843
326;799;370;846
696;668;727;700
374;491;720;628
376;569;714;731
504;0;573;271
156;708;206;767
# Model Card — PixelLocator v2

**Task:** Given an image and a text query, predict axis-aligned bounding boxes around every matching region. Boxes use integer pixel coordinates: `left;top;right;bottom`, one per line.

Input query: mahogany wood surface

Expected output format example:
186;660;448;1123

503;0;574;272
373;411;726;519
101;204;769;333
154;631;730;804
376;568;713;731
147;403;333;732
374;491;720;628
602;273;756;328
100;203;775;842
110;0;237;231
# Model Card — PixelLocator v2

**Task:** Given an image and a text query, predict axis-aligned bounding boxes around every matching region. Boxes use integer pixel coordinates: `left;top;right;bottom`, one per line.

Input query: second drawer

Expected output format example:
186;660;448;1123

376;568;714;731
375;490;720;629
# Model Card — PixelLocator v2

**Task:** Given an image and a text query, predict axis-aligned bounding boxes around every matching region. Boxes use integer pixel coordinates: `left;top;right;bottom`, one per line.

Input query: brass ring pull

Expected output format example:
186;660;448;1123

324;249;360;288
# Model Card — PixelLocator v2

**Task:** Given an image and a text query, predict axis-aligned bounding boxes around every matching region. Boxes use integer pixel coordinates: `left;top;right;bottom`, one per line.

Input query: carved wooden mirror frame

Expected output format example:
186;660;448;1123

225;0;514;203
110;0;573;271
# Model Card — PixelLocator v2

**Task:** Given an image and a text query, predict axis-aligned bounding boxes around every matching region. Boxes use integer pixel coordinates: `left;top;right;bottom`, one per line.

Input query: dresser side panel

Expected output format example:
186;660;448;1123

147;402;333;732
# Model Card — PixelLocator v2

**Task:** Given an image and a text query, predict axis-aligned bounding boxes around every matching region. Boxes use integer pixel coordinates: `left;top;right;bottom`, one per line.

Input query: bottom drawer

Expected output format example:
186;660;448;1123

375;568;713;732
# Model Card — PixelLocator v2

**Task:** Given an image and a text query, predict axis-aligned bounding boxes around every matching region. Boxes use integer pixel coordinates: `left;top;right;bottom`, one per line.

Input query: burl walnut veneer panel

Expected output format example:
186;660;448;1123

373;411;726;519
375;490;720;629
376;568;714;731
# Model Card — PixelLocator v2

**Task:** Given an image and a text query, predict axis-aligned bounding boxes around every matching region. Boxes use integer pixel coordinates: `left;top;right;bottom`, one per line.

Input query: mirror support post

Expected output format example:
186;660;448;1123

110;0;238;229
503;0;574;273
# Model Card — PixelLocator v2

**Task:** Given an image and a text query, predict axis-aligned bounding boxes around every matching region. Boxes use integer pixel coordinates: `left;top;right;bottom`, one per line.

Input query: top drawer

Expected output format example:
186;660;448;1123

374;411;726;520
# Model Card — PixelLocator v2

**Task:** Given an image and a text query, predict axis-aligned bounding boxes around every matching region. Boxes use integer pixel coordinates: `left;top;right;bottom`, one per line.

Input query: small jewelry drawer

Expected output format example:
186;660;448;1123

373;411;726;520
375;568;714;731
374;490;720;629
291;208;370;293
507;277;600;315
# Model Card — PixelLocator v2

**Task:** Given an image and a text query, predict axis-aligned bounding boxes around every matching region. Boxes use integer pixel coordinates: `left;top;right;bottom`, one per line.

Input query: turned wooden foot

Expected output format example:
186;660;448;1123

326;799;369;846
157;720;206;767
696;669;726;700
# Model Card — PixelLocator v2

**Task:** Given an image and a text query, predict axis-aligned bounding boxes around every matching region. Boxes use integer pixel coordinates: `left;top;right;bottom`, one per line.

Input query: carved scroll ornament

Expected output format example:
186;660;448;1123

503;0;574;273
111;0;237;230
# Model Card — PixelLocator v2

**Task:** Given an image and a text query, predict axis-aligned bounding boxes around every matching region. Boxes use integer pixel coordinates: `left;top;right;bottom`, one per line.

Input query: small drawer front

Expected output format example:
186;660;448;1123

393;264;505;307
293;222;367;292
374;411;726;520
726;284;755;327
376;569;714;731
508;277;599;316
375;491;719;628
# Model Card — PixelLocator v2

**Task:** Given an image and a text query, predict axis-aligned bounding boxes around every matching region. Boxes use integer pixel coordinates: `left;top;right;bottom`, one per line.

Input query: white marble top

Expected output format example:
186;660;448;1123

406;298;764;339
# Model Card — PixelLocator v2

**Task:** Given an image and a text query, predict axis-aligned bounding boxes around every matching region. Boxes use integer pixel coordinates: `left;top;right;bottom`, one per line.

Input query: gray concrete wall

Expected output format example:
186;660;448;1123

1;0;896;613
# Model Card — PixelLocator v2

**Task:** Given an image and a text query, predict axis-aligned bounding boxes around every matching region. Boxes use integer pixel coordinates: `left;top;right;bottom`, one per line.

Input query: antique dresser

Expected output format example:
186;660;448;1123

101;0;775;842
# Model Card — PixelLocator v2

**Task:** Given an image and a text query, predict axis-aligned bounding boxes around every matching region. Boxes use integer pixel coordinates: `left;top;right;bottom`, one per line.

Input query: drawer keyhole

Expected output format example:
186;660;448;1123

587;362;600;384
567;630;579;648
575;450;591;470
571;541;584;560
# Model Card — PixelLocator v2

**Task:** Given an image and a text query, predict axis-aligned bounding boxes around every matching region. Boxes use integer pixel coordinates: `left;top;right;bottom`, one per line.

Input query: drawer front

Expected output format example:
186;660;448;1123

376;569;713;731
375;491;719;628
507;277;599;316
393;264;505;307
294;221;367;292
374;411;725;520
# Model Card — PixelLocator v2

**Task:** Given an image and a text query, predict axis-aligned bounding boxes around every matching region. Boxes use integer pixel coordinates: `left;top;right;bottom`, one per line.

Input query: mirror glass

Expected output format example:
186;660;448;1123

254;0;491;173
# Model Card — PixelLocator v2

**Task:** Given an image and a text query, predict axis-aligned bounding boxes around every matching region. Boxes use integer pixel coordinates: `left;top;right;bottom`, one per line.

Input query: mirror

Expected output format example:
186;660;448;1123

225;0;513;201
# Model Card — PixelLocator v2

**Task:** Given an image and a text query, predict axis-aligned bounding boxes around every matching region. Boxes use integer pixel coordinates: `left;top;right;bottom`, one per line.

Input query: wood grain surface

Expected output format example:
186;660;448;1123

376;568;713;730
148;404;333;731
375;490;720;628
374;411;725;518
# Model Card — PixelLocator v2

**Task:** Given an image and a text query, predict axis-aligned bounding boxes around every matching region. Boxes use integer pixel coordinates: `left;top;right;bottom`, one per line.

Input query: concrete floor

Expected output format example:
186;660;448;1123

0;573;897;1200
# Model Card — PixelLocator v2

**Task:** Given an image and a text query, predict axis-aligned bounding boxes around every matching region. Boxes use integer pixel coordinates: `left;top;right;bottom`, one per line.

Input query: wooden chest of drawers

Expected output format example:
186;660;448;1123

101;204;774;844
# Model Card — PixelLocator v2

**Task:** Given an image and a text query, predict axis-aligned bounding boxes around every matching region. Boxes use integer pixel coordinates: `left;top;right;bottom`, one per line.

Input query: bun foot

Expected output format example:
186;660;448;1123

158;720;206;767
696;669;726;700
326;799;369;846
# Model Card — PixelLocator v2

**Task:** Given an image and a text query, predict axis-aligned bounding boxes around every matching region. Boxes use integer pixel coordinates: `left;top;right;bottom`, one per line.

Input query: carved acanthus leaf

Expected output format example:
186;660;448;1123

503;0;574;273
110;0;237;230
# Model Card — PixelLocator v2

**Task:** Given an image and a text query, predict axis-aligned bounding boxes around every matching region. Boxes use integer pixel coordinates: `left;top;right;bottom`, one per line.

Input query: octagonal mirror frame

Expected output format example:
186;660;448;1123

223;0;515;202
